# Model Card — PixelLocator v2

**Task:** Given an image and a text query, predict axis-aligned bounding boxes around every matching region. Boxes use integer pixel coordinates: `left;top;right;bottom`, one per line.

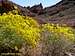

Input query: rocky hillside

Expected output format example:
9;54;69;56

0;0;75;27
0;0;35;16
42;0;75;27
31;0;75;27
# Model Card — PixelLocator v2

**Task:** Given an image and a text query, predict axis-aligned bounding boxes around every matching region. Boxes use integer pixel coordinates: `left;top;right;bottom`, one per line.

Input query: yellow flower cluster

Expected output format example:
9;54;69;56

42;23;75;42
0;13;40;48
0;12;75;49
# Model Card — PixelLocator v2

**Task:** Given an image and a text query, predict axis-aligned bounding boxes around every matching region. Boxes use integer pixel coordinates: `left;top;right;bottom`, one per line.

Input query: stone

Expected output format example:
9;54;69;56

30;3;43;15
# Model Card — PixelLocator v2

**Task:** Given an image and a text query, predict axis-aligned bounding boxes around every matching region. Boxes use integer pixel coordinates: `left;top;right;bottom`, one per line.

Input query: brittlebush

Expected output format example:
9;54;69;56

42;23;75;42
0;13;40;50
0;11;75;56
40;23;75;56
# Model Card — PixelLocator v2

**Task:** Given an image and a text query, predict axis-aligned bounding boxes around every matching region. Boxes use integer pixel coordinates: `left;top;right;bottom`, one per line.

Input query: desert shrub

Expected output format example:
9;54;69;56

40;23;75;56
0;14;40;54
42;24;75;42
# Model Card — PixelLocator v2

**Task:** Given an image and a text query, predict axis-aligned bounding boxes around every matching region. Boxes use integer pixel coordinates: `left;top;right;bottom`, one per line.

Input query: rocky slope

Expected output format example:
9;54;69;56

42;0;75;27
31;0;75;27
0;0;35;16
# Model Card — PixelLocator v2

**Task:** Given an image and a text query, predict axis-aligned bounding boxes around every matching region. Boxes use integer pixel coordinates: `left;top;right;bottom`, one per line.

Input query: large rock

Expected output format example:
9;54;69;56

29;3;43;15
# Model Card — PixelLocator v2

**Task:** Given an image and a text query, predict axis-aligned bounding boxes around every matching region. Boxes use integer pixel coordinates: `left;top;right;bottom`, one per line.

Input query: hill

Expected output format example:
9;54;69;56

0;0;75;27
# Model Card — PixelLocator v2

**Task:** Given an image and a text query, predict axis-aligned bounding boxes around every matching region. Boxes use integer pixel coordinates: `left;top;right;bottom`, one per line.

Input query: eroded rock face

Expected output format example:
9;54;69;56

44;0;75;16
35;0;75;27
0;0;35;16
0;0;14;13
29;3;43;15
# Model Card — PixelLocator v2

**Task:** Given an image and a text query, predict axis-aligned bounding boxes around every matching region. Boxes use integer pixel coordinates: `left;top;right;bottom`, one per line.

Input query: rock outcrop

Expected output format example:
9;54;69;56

0;0;35;16
0;0;14;13
29;3;43;15
33;0;75;27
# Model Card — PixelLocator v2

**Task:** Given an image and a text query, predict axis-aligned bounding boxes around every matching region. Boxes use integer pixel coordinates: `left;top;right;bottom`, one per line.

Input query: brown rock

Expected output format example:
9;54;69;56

30;3;43;15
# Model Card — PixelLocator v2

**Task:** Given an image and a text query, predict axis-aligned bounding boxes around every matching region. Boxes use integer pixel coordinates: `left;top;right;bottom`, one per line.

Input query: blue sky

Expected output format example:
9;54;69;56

10;0;61;8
